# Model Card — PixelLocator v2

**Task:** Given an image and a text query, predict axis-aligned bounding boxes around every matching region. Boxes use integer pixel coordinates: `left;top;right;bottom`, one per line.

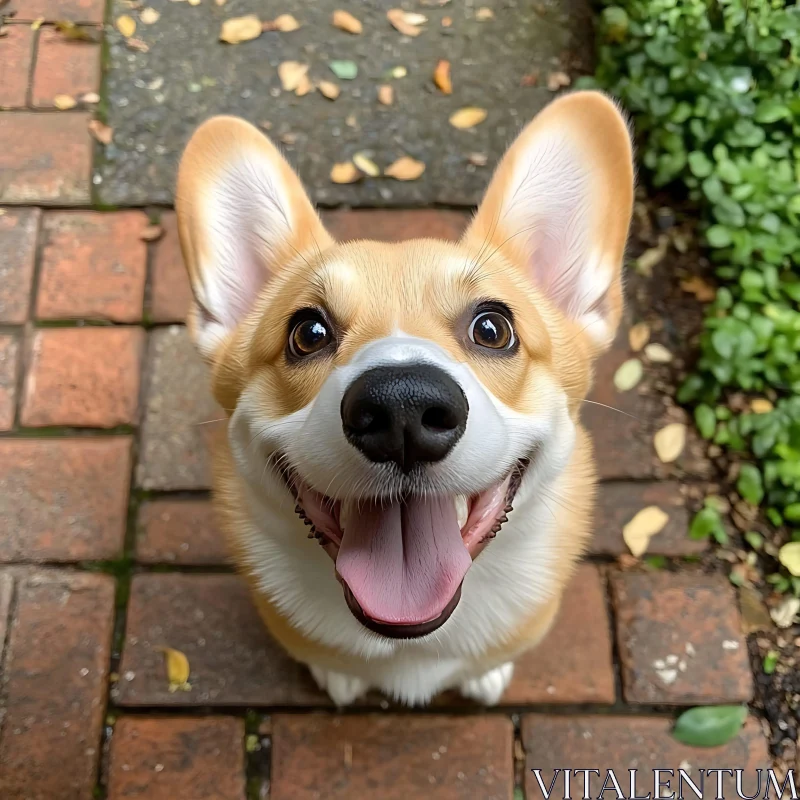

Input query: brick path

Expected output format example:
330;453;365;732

0;5;769;799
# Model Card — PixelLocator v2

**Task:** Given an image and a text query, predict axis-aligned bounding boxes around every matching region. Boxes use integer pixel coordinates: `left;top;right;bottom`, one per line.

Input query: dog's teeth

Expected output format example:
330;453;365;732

504;504;513;513
307;532;315;539
455;495;469;529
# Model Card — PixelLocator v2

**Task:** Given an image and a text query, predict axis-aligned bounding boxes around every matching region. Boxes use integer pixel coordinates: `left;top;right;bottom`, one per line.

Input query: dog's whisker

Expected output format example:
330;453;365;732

569;397;642;422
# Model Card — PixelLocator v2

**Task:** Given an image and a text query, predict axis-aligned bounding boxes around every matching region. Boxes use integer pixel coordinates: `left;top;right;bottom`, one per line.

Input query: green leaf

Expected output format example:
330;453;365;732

737;463;764;505
688;151;713;178
754;100;790;124
763;651;779;675
706;225;732;248
690;506;724;541
695;404;717;439
672;706;748;747
329;60;358;80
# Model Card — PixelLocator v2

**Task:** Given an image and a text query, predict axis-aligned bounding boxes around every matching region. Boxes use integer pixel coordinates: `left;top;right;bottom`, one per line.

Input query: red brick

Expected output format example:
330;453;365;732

271;714;514;800
504;564;615;704
0;437;131;562
149;212;191;323
37;211;148;322
591;481;703;557
0;336;20;431
136;499;227;565
0;113;92;204
108;717;246;800
0;572;13;666
0;570;115;800
611;571;753;705
0;25;34;108
14;0;104;23
522;715;769;800
32;27;101;108
21;327;144;427
115;574;326;707
136;327;221;490
323;209;469;241
0;207;40;323
584;324;660;480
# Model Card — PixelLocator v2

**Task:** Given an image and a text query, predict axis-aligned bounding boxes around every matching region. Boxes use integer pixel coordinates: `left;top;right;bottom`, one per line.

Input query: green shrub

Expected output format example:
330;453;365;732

587;0;800;541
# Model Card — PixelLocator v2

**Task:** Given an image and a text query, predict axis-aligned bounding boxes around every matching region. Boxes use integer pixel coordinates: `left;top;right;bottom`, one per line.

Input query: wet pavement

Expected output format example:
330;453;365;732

98;0;592;207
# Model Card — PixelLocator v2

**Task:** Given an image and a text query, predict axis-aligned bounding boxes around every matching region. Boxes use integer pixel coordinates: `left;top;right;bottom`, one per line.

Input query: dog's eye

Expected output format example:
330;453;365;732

289;314;332;357
469;311;515;350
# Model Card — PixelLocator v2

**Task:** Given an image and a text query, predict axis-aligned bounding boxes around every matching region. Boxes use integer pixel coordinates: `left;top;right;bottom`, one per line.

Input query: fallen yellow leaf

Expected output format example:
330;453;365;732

353;152;380;177
750;398;773;414
263;13;301;32
31;17;45;30
140;7;160;24
188;0;201;6
622;506;669;558
116;14;136;37
278;61;309;91
88;119;113;145
318;80;340;100
449;107;487;129
82;92;101;104
294;73;313;97
433;59;452;94
385;156;426;181
475;7;495;20
628;322;650;352
330;162;361;184
53;94;77;110
613;359;643;392
377;84;394;105
157;647;191;692
442;16;452;27
654;423;686;463
547;71;571;91
680;276;716;303
779;543;800;577
644;343;672;363
332;9;362;34
391;65;407;79
387;8;426;36
219;14;262;44
54;20;99;41
139;223;164;241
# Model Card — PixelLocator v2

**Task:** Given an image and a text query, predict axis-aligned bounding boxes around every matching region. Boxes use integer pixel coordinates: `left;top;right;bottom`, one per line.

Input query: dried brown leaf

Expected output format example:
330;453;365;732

441;16;452;27
139;223;163;241
468;152;488;167
635;235;668;276
278;61;309;91
546;71;571;91
628;322;650;352
680;276;716;303
88;119;113;145
475;7;494;20
520;70;540;87
644;343;672;363
739;586;772;634
53;94;77;110
377;84;394;105
387;8;425;36
294;73;313;97
330;162;361;184
653;423;686;464
139;6;160;24
384;156;426;181
622;506;669;557
449;107;487;129
318;80;340;100
220;15;262;44
0;27;8;38
332;9;362;34
125;37;149;52
116;14;136;37
433;59;452;94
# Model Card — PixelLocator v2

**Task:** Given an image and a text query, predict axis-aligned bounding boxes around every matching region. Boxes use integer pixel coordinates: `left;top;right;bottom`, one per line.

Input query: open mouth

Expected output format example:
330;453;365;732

279;460;527;639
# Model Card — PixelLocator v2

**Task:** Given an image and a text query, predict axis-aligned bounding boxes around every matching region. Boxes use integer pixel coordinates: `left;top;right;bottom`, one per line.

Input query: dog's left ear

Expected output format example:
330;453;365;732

462;91;634;352
176;116;333;360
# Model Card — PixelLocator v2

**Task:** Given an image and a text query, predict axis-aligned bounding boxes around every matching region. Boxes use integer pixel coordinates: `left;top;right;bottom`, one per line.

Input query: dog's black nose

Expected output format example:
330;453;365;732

341;365;468;472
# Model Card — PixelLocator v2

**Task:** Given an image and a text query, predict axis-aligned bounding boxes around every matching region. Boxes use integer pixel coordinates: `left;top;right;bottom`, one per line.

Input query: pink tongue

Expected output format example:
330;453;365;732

336;497;472;625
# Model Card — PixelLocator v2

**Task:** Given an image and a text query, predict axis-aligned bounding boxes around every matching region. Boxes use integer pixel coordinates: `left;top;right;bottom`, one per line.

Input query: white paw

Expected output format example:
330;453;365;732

459;662;514;706
308;665;368;707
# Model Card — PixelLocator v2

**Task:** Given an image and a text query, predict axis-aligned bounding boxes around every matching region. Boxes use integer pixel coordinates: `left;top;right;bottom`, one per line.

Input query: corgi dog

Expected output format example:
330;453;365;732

175;91;633;707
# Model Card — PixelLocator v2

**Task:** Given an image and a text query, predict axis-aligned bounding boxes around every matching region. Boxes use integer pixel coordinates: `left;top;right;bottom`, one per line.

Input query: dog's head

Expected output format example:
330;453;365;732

176;91;633;641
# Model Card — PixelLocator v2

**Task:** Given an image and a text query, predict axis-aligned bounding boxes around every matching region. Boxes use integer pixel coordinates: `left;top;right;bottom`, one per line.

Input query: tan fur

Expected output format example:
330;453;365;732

176;91;633;703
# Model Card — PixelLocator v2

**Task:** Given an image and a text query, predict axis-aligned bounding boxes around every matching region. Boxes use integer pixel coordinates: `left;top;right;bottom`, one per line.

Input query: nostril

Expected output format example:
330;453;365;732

350;403;390;435
421;405;458;432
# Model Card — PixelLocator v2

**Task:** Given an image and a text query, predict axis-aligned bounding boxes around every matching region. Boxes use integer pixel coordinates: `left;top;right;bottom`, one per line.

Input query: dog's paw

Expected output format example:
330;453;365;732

308;665;368;707
459;662;514;706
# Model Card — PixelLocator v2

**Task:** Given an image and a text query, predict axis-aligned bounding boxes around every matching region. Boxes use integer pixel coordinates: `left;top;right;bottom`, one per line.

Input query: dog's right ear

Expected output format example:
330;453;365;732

176;116;332;360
